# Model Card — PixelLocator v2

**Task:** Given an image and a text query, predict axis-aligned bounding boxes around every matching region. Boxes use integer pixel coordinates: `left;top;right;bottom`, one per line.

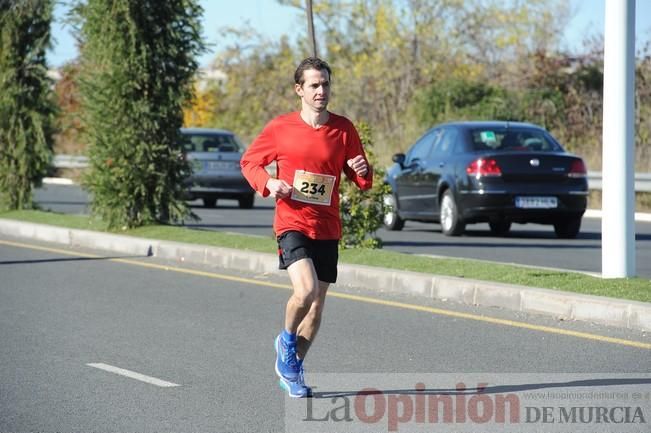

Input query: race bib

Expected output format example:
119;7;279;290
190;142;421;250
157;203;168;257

291;170;336;206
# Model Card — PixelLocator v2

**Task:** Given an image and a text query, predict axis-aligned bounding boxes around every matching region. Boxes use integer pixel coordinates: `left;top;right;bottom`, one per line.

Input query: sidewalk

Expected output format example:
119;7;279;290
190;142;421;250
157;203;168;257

1;217;650;333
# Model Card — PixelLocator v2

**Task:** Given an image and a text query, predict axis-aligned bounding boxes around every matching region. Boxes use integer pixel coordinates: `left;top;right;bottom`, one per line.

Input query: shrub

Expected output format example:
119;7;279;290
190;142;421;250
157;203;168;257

340;122;390;249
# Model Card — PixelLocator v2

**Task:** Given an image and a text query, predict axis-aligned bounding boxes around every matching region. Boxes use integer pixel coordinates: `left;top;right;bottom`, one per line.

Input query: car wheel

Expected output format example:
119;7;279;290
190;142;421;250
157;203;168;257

202;197;217;208
440;190;465;236
554;215;582;239
238;194;255;209
489;219;511;236
383;193;404;231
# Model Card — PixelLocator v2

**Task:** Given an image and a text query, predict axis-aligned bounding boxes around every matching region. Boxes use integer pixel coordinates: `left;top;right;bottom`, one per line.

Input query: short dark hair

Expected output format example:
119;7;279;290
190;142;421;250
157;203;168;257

294;57;332;86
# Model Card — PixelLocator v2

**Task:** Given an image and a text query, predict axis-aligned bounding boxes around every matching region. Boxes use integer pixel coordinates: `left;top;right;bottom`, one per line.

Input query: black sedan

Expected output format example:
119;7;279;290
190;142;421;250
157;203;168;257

383;121;588;238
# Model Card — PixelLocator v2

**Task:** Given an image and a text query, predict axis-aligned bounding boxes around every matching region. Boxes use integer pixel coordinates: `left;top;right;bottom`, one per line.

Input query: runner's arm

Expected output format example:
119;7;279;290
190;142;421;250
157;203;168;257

240;123;277;197
342;127;373;190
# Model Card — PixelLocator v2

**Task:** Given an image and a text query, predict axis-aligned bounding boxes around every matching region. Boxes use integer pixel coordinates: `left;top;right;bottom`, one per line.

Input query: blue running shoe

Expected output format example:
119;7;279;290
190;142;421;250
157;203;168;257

275;334;300;382
297;359;313;397
278;359;311;398
278;376;311;398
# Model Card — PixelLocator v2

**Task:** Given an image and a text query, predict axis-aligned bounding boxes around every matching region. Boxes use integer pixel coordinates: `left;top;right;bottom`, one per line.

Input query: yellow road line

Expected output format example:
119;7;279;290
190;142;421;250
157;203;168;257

0;239;100;258
2;238;650;350
111;257;291;289
326;292;651;350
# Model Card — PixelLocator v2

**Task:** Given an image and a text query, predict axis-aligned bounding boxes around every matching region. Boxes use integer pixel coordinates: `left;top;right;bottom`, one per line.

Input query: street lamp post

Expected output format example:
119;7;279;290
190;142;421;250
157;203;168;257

306;0;317;57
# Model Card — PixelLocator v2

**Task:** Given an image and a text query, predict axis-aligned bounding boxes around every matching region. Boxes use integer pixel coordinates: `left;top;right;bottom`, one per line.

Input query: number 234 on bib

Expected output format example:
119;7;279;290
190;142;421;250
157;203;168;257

291;170;336;206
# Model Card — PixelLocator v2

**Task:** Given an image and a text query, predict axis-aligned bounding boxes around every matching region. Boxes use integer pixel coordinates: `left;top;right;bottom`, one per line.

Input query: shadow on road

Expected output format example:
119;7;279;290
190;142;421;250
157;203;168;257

382;240;599;250
393;227;602;241
312;377;651;399
0;255;145;266
185;224;273;230
188;204;274;211
36;200;89;206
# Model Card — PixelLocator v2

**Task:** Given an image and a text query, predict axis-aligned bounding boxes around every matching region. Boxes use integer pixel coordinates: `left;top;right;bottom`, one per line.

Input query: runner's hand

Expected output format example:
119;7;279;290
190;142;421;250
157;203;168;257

266;178;292;198
347;155;368;177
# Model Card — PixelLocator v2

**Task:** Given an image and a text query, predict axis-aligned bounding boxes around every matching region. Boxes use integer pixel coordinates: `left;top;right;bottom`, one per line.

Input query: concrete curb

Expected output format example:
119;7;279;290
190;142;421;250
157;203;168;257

1;218;650;333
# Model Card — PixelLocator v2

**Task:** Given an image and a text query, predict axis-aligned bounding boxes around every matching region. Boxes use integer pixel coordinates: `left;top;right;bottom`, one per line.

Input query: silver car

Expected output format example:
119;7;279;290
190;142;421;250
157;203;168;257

181;128;255;208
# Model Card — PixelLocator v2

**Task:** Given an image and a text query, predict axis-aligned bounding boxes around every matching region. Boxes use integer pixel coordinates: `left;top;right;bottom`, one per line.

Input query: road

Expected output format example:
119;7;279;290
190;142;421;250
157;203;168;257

33;184;651;278
1;237;649;432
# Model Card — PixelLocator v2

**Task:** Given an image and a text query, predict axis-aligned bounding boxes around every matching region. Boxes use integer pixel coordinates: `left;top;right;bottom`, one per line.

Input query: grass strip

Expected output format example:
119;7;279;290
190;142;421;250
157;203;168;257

1;209;649;303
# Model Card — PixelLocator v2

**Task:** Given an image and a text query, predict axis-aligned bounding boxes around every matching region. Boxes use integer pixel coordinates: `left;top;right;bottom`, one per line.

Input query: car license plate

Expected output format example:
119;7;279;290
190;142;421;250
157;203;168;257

515;196;558;209
207;161;236;170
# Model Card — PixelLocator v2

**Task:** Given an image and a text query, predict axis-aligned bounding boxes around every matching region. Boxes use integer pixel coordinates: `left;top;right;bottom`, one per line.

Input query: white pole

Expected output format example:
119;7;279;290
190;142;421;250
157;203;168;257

602;0;636;278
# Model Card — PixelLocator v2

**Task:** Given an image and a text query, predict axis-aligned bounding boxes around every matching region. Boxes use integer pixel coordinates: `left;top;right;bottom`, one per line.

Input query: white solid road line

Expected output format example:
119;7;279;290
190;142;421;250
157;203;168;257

86;363;180;388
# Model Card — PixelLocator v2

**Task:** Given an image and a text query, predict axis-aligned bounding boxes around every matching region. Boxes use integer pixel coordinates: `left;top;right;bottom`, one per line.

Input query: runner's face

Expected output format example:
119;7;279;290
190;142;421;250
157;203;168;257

296;68;330;112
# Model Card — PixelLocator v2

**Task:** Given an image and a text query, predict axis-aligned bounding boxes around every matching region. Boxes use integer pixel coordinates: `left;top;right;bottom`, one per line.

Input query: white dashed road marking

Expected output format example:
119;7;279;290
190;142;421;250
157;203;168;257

86;363;180;388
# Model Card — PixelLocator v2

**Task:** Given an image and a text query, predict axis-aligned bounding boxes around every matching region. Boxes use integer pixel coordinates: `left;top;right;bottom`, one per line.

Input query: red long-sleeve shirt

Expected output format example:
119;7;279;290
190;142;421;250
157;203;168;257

240;111;373;240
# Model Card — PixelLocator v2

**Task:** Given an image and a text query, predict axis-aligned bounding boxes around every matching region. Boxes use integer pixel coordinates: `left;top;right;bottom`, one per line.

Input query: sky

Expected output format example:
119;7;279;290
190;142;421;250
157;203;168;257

47;0;651;69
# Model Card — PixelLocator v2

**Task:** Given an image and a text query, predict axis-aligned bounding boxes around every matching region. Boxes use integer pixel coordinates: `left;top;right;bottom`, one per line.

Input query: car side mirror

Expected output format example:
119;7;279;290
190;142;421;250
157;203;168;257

392;153;406;167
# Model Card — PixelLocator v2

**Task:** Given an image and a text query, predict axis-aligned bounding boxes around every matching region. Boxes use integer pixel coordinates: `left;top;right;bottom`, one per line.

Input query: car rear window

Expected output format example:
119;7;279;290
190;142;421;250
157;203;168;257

182;133;243;153
470;128;562;152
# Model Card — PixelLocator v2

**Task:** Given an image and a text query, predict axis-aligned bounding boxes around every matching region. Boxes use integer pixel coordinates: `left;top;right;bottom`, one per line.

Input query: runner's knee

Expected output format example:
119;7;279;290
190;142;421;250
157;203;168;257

292;288;318;308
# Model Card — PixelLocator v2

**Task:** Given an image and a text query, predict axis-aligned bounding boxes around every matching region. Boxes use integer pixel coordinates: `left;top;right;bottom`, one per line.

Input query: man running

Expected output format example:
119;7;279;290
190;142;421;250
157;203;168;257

240;57;373;398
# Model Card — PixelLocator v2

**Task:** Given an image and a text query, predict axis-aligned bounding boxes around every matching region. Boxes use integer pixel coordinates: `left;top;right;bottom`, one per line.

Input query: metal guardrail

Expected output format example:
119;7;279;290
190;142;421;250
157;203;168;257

51;155;651;192
587;171;651;192
52;155;89;169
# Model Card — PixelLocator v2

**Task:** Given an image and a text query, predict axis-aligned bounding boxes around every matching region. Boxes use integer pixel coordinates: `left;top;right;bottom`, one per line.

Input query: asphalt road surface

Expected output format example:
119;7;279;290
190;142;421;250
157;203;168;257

1;237;649;432
33;184;651;278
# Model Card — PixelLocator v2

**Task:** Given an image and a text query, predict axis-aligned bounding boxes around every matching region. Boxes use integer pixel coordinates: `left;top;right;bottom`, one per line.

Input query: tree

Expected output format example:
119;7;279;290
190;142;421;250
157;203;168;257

183;80;219;128
75;0;204;229
275;0;572;163
635;42;651;172
0;0;55;210
52;61;84;156
204;28;299;143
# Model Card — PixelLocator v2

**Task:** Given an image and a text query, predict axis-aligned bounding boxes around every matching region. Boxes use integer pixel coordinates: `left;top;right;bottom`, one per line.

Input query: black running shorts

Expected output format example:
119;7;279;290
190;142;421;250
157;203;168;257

277;231;339;283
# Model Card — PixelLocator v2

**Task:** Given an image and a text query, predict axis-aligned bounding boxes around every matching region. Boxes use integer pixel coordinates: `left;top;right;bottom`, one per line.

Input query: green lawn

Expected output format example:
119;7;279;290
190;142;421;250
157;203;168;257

1;209;650;303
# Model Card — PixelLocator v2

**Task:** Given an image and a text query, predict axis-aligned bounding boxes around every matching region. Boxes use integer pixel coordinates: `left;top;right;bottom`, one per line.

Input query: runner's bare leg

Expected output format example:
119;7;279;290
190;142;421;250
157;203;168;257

285;258;319;331
296;280;329;360
285;259;329;360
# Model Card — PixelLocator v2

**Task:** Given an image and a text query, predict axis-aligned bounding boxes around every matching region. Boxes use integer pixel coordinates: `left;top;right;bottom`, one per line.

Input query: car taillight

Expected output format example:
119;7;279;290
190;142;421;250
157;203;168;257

466;158;502;177
568;159;587;178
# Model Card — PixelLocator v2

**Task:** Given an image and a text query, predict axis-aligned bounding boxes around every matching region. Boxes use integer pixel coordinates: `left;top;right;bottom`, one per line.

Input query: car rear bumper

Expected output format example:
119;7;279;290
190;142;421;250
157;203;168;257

184;177;253;199
458;190;587;223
